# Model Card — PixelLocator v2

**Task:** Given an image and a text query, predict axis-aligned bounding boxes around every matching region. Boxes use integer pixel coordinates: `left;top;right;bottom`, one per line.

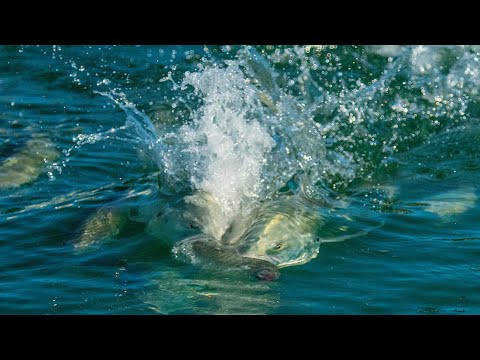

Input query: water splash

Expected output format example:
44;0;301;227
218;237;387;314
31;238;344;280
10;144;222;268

178;63;276;231
89;45;480;237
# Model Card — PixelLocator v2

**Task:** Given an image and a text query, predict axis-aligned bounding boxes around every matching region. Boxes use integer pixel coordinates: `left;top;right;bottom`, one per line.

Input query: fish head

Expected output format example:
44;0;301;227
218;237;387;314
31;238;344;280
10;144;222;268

241;213;320;268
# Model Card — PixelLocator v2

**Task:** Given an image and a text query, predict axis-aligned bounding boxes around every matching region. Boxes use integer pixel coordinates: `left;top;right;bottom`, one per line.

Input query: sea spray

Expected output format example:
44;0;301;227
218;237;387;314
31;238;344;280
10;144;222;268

93;45;480;226
178;64;276;235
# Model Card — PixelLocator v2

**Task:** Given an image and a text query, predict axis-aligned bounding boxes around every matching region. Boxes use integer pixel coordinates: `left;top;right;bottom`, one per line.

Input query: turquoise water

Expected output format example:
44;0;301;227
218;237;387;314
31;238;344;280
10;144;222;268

1;45;480;314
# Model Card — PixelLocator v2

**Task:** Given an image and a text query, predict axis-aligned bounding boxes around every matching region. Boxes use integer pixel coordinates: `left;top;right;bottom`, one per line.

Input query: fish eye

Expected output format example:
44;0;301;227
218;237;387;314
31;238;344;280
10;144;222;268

275;244;283;250
316;238;320;242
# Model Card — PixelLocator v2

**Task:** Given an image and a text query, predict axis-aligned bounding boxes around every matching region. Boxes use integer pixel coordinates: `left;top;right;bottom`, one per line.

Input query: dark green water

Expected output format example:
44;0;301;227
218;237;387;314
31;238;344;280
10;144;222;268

1;45;480;314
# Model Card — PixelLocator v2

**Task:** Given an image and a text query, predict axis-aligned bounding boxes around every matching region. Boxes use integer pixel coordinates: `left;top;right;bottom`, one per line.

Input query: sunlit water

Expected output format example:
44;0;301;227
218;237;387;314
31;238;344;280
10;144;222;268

1;45;480;314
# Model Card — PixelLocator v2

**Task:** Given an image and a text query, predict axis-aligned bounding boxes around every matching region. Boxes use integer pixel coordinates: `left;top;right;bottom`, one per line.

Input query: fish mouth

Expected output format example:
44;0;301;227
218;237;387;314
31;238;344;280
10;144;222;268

243;252;311;268
276;252;310;268
242;253;279;266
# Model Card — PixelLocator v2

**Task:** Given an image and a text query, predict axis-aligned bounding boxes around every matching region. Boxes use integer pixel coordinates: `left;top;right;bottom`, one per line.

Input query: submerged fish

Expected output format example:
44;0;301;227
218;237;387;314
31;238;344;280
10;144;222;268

74;189;362;281
174;191;383;272
144;264;280;315
0;134;59;189
171;193;325;273
74;206;128;252
423;187;477;220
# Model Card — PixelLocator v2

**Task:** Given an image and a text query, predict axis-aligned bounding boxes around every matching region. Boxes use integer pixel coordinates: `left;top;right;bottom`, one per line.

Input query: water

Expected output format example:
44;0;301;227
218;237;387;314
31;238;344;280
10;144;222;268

1;45;480;314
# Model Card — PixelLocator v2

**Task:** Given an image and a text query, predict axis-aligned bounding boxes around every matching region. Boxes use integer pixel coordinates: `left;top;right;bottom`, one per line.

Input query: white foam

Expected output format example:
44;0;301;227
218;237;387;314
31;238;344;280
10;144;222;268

178;64;275;232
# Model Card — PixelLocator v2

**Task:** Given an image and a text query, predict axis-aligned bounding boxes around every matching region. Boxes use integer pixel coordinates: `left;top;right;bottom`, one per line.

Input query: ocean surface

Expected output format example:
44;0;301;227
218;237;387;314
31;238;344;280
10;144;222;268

1;45;479;314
